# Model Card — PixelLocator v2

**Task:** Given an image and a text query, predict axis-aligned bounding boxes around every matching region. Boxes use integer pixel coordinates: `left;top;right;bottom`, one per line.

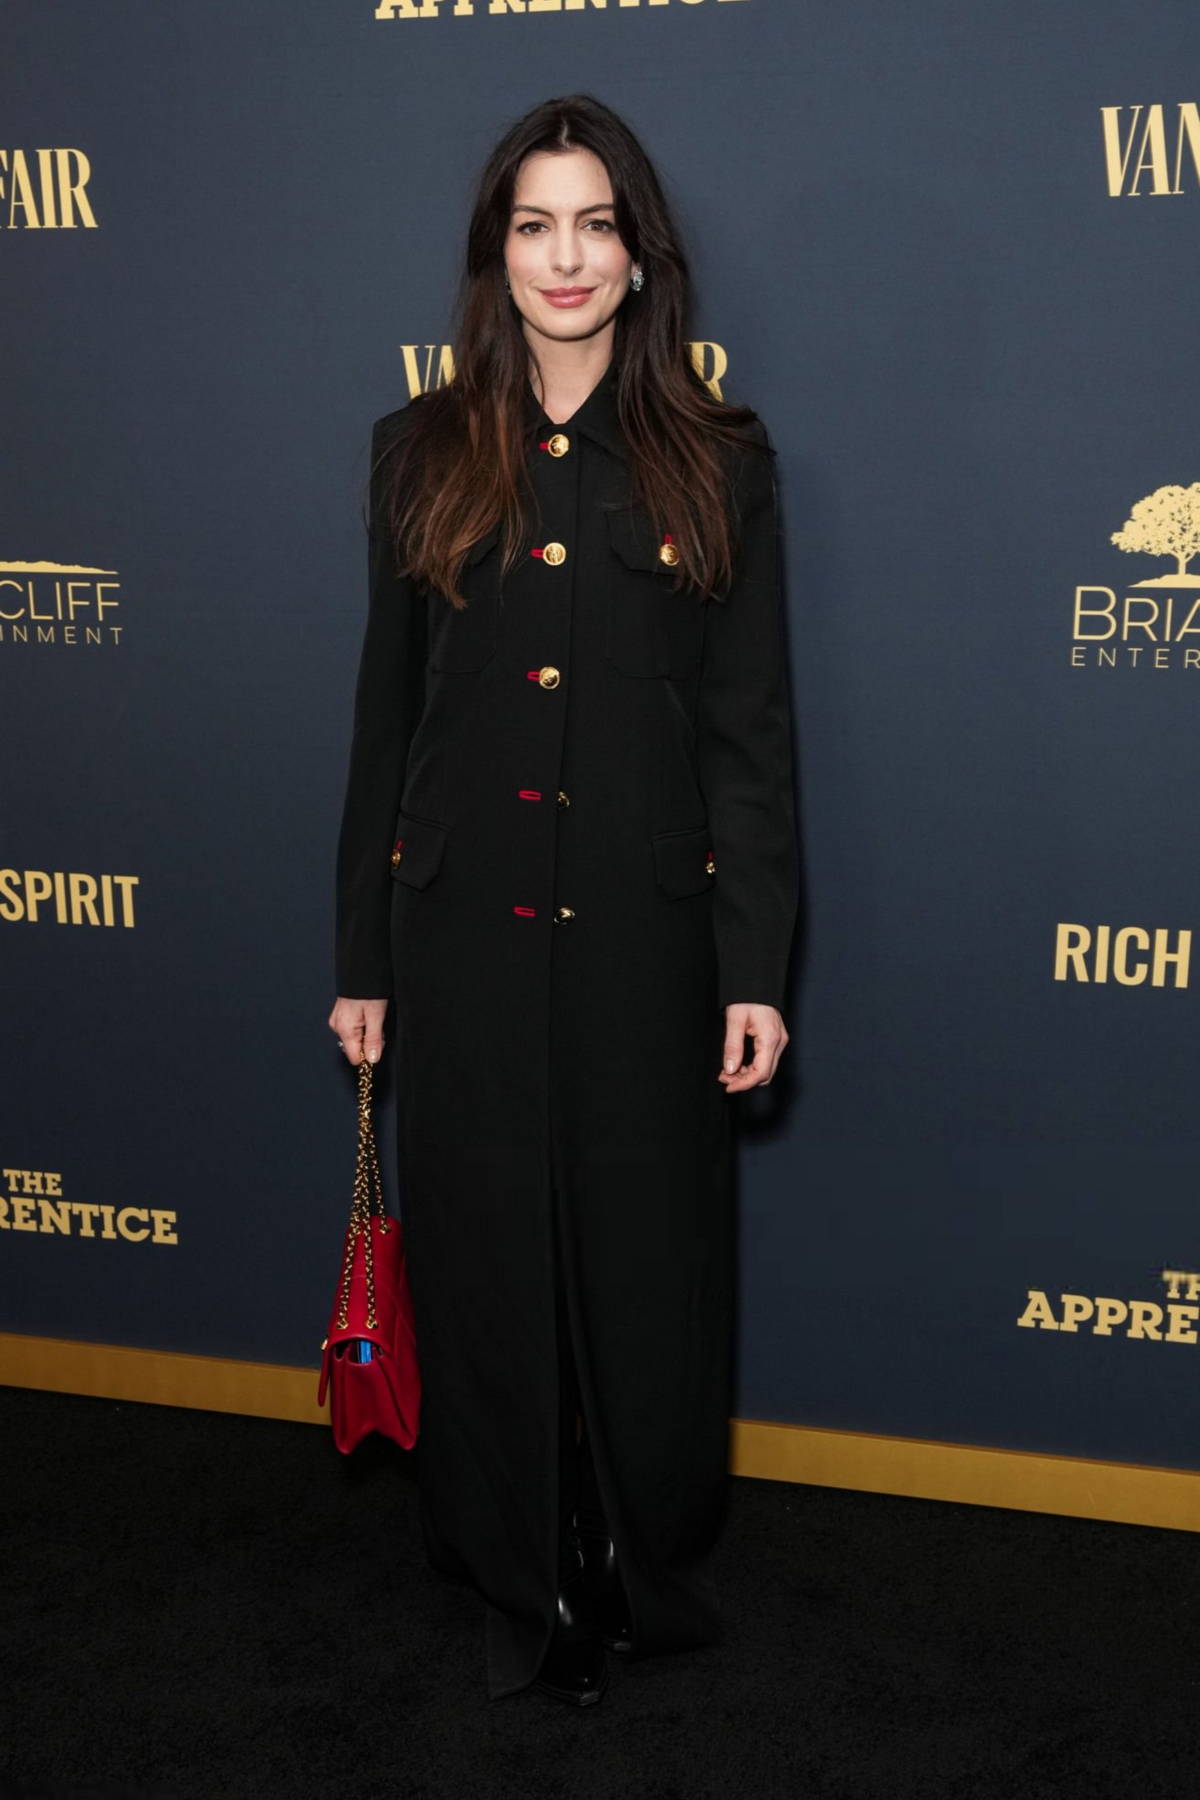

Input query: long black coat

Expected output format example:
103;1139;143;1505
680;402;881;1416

334;358;799;1700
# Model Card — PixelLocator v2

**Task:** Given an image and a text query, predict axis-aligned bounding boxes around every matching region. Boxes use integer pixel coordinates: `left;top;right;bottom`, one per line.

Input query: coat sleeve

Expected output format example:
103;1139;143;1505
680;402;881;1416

696;418;800;1012
333;412;427;997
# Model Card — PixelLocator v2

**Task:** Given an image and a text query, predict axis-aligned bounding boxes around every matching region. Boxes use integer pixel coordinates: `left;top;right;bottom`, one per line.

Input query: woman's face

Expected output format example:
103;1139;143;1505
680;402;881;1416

505;147;634;349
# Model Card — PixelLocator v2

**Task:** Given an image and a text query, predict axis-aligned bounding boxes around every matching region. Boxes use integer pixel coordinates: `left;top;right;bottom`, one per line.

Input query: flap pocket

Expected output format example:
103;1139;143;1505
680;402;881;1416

606;507;679;575
389;811;449;890
605;508;703;676
432;528;500;670
652;823;716;899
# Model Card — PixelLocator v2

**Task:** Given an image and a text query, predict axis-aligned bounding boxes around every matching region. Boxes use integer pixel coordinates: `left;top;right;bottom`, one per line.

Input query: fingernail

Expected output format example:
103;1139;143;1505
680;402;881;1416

725;1059;737;1073
368;1049;379;1063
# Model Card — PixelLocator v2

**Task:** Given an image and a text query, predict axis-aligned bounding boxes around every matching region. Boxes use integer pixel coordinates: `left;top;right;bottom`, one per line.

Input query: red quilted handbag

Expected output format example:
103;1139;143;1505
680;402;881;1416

317;1056;420;1453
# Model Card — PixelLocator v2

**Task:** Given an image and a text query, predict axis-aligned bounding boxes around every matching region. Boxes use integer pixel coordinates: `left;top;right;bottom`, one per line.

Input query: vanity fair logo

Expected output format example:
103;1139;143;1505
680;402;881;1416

375;0;749;17
1017;1268;1199;1348
0;150;97;228
397;339;731;397
1070;484;1200;671
0;560;123;647
0;1168;178;1247
1101;105;1200;196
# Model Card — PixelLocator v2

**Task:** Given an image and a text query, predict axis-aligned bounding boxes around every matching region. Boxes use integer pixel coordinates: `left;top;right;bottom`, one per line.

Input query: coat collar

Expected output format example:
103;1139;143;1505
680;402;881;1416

523;357;627;462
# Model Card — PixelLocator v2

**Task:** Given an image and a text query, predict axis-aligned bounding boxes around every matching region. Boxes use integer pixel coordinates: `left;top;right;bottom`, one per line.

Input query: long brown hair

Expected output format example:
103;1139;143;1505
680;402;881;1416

376;93;763;610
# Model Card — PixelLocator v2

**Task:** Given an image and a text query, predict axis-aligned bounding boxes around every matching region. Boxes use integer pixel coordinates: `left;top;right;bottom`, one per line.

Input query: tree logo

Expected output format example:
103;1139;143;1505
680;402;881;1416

1111;484;1200;587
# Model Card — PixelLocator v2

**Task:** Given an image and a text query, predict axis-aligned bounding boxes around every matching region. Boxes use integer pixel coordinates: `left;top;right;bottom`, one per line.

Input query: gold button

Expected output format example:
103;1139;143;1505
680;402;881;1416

538;666;560;689
543;541;567;566
547;434;570;457
554;906;575;924
391;847;403;866
705;854;716;875
557;790;571;808
658;542;680;567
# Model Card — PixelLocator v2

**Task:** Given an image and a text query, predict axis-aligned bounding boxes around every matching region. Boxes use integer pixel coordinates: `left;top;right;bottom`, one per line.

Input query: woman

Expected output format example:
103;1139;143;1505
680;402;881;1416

328;93;799;1708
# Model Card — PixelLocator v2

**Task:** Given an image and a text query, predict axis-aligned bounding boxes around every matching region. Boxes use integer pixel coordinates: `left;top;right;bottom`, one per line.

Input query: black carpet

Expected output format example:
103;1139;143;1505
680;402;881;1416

1;1387;1196;1800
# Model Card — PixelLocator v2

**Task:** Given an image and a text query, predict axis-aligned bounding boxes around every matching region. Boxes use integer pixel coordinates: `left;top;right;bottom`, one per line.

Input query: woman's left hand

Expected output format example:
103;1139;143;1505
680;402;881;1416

718;1002;789;1093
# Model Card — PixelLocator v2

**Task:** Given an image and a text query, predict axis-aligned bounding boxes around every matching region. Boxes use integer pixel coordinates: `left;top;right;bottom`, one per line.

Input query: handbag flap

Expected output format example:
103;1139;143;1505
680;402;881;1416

318;1213;421;1451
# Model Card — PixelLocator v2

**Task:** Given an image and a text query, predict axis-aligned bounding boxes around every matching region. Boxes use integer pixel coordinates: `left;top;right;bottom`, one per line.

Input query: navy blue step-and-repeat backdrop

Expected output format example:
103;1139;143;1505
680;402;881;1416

4;1;1198;1481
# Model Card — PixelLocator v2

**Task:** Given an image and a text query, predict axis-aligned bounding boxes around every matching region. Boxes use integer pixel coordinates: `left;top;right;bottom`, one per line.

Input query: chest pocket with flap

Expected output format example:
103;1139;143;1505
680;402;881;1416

604;508;704;678
427;524;501;673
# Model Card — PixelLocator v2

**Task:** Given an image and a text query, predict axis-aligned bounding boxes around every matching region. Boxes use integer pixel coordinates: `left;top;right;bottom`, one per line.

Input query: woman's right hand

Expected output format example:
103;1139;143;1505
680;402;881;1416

328;996;389;1065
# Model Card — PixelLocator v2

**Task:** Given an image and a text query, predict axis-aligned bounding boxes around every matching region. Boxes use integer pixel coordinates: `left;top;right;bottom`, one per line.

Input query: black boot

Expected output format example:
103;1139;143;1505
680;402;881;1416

539;1221;609;1702
573;1415;636;1654
573;1511;635;1653
534;1540;609;1707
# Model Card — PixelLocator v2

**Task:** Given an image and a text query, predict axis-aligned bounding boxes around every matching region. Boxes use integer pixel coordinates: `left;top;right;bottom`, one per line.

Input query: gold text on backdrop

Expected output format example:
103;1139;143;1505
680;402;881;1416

0;562;122;647
396;340;728;397
0;150;97;228
1069;485;1200;670
374;0;750;18
1101;104;1200;197
1017;1279;1199;1345
0;872;139;928
1053;925;1191;987
0;1171;178;1245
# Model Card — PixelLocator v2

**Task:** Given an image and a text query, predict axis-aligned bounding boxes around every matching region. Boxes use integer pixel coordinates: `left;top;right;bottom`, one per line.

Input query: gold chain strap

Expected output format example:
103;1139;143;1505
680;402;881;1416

334;1057;390;1333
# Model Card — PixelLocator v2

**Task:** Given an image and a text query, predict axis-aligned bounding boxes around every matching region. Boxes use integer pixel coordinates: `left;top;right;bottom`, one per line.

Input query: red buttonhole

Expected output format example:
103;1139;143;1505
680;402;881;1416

518;790;542;801
526;670;542;681
513;905;536;917
531;546;544;559
394;838;404;849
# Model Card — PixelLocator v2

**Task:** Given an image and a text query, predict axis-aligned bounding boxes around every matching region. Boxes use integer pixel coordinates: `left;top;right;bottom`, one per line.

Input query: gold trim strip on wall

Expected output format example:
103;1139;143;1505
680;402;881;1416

729;1419;1199;1534
0;1333;328;1425
2;1332;1197;1534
